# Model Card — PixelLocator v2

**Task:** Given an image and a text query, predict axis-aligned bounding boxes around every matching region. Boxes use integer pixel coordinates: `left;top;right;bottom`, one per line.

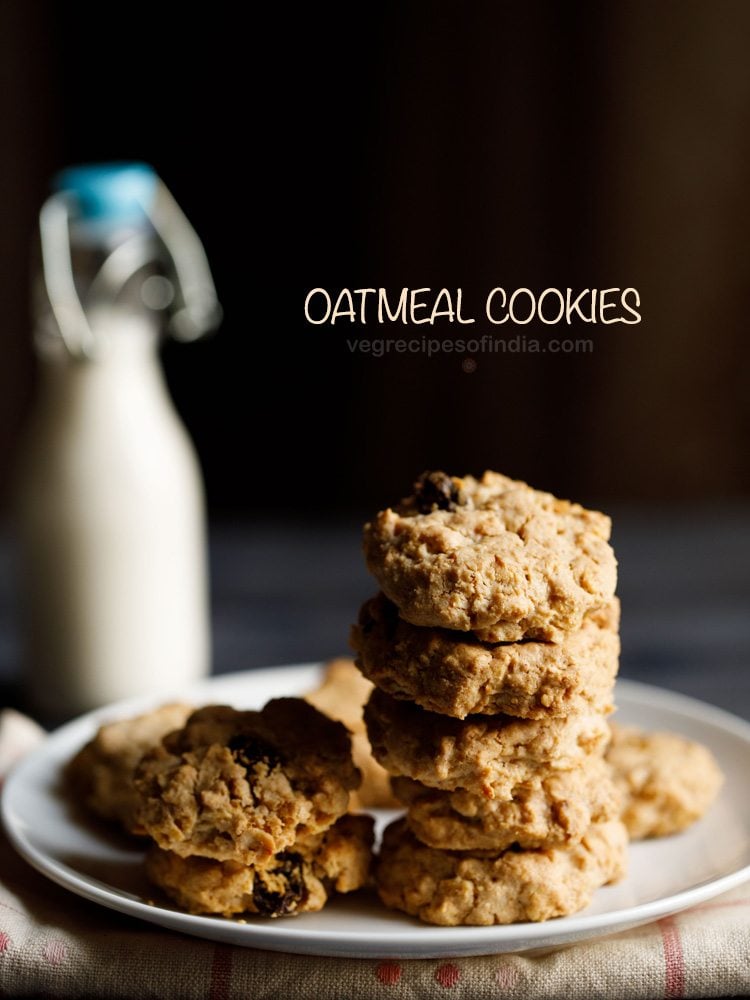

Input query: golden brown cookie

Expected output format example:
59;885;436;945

363;471;617;643
352;594;619;720
606;723;724;839
66;703;193;831
146;813;374;917
392;758;621;851
134;699;360;865
376;817;627;925
364;688;610;799
305;657;399;809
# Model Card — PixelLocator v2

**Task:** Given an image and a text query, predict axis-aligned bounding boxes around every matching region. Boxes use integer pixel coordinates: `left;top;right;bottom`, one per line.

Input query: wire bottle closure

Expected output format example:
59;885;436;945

38;178;222;361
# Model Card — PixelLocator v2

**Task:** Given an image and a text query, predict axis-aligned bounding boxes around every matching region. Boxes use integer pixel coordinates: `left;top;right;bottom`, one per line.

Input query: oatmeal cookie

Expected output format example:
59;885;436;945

376;817;627;925
66;703;193;831
305;657;398;809
363;470;617;642
364;688;610;799
606;723;723;839
134;699;360;865
352;593;619;719
392;758;621;851
146;813;374;917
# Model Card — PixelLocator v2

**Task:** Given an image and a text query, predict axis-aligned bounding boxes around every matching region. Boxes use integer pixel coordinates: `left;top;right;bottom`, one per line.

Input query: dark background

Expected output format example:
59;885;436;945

1;1;749;516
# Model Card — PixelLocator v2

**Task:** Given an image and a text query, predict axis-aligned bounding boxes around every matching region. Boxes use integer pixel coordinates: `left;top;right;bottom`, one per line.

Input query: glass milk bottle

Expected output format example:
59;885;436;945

14;163;222;720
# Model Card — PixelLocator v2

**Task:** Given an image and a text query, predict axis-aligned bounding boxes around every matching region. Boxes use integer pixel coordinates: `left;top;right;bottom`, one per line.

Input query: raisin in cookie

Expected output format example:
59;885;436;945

352;593;619;720
146;813;374;918
376;817;627;925
606;724;723;839
363;471;617;642
134;699;360;865
364;688;610;799
66;703;193;831
392;758;621;851
305;657;398;809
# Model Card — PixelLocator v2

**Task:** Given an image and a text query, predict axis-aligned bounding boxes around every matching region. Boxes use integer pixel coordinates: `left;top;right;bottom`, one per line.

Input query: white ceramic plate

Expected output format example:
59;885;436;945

3;666;750;958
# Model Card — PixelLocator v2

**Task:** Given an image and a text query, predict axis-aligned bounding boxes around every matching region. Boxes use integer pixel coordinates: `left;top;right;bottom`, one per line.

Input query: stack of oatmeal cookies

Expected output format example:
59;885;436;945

68;698;374;918
352;470;628;926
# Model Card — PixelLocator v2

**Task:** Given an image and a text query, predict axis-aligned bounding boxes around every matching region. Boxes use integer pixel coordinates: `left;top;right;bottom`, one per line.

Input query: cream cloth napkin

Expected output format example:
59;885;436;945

0;708;748;1000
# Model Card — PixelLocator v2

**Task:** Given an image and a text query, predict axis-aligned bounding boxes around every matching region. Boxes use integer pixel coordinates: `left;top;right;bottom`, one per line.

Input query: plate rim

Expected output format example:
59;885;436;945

3;666;750;958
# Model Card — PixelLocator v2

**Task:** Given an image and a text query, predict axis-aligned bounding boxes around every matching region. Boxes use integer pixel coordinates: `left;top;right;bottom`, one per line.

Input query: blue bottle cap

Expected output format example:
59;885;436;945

52;162;157;227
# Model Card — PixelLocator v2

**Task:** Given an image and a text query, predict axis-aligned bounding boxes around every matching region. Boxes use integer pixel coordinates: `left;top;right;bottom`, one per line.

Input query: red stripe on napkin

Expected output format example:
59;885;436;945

659;916;685;999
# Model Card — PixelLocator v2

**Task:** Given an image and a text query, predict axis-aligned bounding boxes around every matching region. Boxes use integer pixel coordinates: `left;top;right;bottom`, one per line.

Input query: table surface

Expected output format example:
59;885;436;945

0;506;749;722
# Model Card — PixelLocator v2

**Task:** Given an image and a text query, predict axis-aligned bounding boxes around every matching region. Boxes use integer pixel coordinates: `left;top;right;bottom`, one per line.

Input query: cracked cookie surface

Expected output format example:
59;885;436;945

392;758;621;851
363;471;617;642
66;703;193;831
376;817;627;925
364;688;610;799
352;593;619;719
134;699;360;865
606;723;723;839
146;813;374;917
